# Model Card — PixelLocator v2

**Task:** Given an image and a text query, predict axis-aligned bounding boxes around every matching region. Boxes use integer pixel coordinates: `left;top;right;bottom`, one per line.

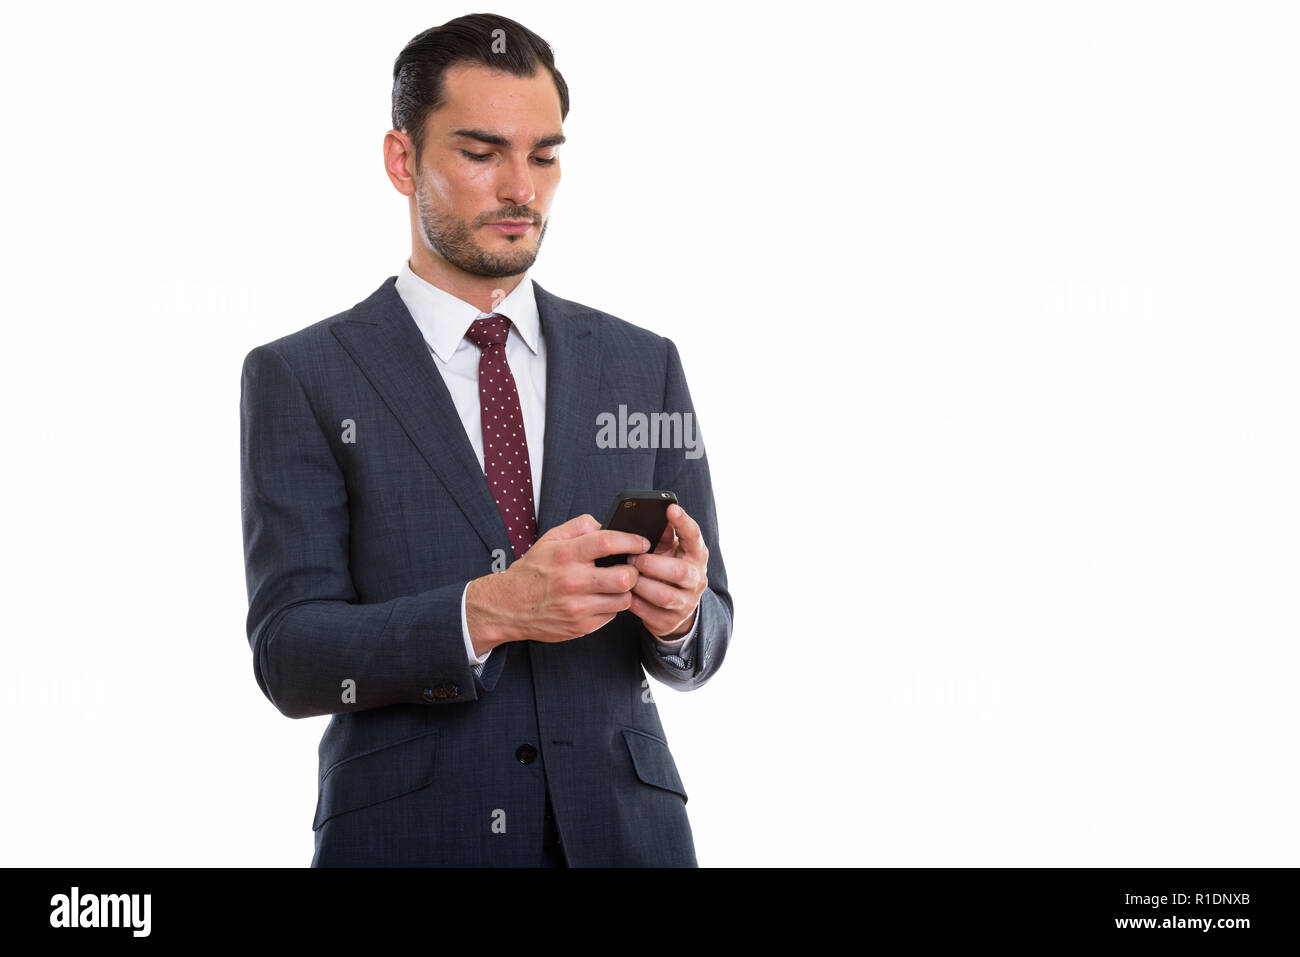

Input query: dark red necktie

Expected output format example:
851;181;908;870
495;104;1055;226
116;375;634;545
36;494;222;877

465;314;538;560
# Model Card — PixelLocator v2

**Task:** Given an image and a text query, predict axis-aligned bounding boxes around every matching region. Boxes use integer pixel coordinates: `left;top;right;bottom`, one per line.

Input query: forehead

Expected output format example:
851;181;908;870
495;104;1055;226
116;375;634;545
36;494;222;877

430;61;563;134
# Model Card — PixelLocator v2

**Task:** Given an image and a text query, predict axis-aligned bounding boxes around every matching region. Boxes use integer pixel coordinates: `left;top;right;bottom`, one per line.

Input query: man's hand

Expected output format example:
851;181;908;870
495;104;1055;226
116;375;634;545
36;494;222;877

628;504;709;640
465;513;650;655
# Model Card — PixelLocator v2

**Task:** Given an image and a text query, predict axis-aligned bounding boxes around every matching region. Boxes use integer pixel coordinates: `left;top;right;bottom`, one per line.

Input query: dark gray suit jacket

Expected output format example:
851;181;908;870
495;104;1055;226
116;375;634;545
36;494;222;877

239;275;733;866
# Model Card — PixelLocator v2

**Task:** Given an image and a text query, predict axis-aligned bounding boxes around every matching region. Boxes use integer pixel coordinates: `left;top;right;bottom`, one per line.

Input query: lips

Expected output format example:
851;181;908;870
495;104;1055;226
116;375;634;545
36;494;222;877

484;220;534;234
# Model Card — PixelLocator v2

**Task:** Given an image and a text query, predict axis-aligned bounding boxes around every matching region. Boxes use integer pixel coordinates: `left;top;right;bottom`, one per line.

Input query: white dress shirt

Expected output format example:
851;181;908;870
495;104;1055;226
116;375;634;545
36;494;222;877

394;260;699;676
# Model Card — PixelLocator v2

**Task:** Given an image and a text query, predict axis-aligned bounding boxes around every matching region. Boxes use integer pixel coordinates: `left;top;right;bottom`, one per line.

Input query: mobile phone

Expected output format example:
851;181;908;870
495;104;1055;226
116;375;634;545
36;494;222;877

595;490;678;567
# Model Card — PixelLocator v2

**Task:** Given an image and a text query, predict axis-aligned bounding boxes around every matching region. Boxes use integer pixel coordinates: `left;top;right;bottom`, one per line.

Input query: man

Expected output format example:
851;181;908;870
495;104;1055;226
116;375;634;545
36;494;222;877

239;14;733;867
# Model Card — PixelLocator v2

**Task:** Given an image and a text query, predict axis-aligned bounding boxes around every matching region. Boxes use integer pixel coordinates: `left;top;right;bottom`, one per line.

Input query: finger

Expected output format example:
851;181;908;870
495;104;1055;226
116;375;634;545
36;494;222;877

630;573;690;614
666;504;706;560
582;564;640;594
576;592;638;616
578;528;652;563
541;513;601;541
629;551;699;590
627;593;680;637
650;517;676;554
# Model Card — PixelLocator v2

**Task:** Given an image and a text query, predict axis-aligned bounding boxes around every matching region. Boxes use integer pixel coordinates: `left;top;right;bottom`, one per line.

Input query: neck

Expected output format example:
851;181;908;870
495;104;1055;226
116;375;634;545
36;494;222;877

407;249;526;314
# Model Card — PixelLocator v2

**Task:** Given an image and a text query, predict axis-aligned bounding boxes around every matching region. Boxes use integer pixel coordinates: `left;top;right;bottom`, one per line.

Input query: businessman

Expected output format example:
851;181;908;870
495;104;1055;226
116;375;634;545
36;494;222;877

239;14;733;866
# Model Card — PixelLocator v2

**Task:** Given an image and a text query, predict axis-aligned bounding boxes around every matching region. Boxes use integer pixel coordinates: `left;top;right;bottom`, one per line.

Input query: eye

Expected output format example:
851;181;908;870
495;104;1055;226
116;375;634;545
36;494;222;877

461;150;492;161
532;156;557;166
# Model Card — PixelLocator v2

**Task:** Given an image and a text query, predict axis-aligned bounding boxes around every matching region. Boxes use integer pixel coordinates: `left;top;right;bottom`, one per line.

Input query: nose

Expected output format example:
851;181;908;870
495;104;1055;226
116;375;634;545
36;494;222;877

498;153;536;207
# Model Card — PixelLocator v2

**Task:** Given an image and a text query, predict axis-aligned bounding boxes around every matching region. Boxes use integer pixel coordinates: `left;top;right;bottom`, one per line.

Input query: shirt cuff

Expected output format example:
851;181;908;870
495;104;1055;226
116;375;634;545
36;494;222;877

652;605;700;658
462;581;491;677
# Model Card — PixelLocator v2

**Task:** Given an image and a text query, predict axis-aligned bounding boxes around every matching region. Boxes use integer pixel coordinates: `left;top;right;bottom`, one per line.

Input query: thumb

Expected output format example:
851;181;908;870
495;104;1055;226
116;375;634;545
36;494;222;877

538;513;600;541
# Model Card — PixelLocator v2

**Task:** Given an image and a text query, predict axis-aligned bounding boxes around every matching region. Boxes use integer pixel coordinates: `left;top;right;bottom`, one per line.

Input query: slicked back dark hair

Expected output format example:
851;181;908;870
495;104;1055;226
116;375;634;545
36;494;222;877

392;13;570;168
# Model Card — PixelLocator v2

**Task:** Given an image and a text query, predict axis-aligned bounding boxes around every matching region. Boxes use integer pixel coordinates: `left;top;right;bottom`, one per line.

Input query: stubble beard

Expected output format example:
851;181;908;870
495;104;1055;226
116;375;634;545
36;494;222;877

416;182;548;279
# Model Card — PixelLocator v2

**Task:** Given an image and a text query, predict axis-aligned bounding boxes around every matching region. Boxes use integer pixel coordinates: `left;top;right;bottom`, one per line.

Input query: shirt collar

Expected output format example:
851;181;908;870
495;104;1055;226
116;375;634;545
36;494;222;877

395;259;541;364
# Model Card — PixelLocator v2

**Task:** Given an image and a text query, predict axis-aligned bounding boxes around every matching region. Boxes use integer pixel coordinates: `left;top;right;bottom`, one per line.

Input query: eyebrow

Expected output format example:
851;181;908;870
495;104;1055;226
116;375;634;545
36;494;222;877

450;128;566;150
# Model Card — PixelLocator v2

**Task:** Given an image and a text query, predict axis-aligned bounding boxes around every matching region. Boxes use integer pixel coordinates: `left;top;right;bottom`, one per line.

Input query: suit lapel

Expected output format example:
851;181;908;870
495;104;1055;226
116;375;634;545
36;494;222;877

329;275;603;553
533;279;601;534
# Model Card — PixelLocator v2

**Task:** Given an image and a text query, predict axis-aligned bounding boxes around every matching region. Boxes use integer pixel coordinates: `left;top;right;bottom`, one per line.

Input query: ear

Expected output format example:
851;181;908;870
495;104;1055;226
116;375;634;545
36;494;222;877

383;129;418;197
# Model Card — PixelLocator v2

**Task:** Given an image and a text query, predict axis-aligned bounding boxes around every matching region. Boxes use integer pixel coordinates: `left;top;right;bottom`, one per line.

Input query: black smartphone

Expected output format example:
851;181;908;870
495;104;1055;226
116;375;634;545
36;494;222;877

595;490;678;567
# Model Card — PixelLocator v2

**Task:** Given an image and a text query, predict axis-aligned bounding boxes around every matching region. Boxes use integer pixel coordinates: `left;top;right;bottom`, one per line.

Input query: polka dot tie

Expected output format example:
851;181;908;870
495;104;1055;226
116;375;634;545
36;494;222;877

465;314;537;560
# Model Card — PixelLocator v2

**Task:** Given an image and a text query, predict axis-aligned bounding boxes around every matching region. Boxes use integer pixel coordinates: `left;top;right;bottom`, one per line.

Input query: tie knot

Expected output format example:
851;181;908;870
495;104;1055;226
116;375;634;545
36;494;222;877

466;314;511;350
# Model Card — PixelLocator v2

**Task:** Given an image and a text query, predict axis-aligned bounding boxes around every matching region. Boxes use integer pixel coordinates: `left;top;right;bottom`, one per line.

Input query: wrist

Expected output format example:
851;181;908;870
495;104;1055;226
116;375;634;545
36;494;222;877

466;573;515;656
655;607;697;640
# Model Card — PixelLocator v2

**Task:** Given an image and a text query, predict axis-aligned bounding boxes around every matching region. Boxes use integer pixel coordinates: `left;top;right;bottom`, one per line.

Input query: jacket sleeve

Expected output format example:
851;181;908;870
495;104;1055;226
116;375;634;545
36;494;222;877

637;336;734;691
239;344;506;719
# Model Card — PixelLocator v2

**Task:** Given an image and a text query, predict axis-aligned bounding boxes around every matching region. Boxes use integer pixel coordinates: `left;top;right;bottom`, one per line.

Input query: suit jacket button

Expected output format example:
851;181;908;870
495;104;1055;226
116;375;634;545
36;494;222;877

516;744;537;764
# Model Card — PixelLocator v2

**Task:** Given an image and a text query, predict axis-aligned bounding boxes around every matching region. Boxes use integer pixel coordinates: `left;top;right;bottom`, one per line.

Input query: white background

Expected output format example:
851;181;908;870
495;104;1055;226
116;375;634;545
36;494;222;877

1;1;1296;867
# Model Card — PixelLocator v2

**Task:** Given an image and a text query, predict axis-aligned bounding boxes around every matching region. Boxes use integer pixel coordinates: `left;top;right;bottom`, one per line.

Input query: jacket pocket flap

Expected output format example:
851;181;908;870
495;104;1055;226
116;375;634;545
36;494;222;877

313;728;440;830
622;728;688;803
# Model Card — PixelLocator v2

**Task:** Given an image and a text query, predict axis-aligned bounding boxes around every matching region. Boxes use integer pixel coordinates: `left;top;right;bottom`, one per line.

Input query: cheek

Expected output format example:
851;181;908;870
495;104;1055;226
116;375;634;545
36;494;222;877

534;173;561;209
453;161;500;190
421;169;455;203
429;166;491;205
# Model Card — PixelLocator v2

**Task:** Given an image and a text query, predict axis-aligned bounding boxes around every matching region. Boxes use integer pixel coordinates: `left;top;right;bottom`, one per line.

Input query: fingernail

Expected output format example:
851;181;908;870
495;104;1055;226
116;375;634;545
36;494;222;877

642;537;651;550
